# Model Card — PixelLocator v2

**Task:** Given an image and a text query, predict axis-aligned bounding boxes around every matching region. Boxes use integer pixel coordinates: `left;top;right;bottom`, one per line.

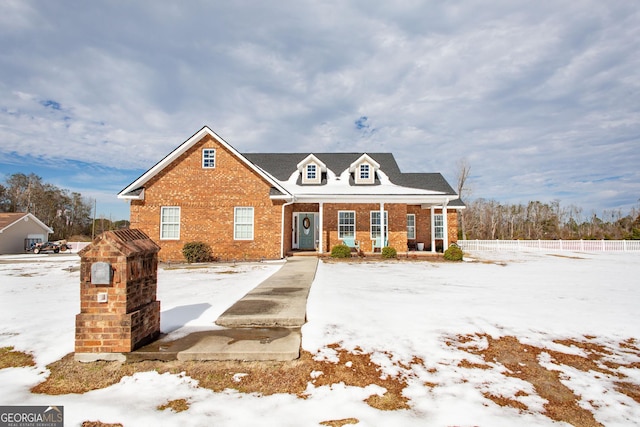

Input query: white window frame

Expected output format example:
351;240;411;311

306;164;317;180
202;148;216;168
234;207;254;240
407;214;416;239
359;164;370;180
370;211;388;239
338;211;355;239
160;206;180;240
434;213;444;239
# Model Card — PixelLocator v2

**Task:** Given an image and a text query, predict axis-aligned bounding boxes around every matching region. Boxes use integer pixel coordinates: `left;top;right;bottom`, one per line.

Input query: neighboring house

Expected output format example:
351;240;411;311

118;126;464;261
0;212;54;254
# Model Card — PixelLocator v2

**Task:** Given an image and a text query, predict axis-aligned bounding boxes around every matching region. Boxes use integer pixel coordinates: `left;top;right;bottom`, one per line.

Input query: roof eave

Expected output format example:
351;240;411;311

1;213;54;234
290;193;459;204
117;126;291;200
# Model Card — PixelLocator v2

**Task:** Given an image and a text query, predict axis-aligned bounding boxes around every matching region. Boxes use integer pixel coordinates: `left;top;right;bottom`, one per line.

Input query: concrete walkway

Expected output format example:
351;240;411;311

216;257;318;328
128;257;318;362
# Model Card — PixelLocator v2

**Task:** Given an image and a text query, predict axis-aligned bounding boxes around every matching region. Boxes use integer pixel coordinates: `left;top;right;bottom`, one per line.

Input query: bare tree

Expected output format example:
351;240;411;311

2;173;93;239
456;158;471;240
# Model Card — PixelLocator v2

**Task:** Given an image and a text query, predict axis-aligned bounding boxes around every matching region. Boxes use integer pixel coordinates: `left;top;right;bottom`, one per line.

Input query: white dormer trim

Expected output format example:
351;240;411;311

349;154;380;185
297;154;326;185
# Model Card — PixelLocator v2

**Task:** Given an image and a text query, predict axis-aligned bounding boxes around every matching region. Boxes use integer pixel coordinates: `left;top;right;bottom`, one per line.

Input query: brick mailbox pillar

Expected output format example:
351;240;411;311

75;229;161;362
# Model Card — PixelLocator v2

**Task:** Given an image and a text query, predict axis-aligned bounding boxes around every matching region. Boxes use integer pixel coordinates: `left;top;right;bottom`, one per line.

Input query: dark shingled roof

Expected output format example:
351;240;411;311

244;152;458;195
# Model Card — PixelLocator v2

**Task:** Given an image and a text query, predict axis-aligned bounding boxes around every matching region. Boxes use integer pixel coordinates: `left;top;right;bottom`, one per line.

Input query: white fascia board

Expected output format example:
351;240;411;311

117;126;291;200
293;193;458;205
2;213;54;234
118;189;145;200
28;213;55;233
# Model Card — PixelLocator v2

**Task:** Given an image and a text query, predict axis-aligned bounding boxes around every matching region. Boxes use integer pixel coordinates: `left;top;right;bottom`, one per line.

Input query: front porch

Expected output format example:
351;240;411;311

286;248;446;259
284;201;458;256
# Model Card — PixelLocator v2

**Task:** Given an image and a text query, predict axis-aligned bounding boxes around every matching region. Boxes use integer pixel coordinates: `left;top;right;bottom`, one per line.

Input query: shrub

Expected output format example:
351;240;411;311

444;244;463;261
182;241;213;263
381;246;397;259
330;244;352;258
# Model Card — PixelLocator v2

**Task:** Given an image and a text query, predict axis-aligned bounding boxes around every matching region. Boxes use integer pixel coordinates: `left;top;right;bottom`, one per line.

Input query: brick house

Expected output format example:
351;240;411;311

118;126;464;261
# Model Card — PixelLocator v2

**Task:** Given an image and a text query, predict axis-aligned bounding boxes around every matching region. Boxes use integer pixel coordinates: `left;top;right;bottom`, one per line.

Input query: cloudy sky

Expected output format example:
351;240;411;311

1;1;638;221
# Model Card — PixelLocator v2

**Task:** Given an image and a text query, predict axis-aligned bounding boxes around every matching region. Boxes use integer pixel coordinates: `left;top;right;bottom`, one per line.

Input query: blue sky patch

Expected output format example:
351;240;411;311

41;99;62;110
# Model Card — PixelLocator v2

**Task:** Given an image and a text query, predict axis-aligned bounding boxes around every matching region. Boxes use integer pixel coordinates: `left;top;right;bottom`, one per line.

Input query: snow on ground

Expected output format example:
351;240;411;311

0;251;639;426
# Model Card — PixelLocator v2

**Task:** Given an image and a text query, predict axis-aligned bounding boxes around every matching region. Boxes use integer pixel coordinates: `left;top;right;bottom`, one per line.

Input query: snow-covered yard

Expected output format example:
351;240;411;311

0;251;639;426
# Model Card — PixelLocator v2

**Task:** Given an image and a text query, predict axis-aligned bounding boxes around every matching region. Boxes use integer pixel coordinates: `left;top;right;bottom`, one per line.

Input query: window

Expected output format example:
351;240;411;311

370;211;388;239
234;207;254;240
359;164;370;180
160;207;180;240
306;164;317;180
407;214;416;239
434;214;444;239
338;211;355;239
202;148;216;168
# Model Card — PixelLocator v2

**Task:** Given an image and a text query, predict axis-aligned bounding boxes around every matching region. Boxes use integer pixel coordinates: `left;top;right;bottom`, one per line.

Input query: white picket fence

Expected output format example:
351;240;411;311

457;239;640;252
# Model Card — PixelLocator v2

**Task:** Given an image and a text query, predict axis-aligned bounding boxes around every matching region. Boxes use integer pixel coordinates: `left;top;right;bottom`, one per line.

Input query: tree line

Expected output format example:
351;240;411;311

459;199;640;241
455;160;640;241
0;173;127;240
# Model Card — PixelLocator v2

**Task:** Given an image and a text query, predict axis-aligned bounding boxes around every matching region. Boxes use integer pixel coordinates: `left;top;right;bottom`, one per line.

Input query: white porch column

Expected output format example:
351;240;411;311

430;206;436;253
442;202;449;250
318;202;324;254
379;202;385;250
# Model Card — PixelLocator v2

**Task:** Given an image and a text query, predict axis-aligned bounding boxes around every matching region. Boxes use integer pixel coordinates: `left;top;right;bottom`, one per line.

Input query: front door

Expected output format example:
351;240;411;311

298;213;315;250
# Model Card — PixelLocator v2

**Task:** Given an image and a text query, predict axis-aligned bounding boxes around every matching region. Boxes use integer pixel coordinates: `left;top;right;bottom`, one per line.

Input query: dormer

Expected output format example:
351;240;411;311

297;154;327;185
349;154;380;185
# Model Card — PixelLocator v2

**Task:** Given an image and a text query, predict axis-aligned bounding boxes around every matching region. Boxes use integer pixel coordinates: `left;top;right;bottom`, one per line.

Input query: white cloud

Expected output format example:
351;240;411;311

0;0;638;215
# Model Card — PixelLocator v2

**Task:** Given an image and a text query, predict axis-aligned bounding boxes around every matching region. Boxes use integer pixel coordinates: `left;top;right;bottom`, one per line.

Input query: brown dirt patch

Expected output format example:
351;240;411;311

0;346;35;369
452;334;640;427
615;381;640;404
81;422;123;427
482;391;529;411
479;335;601;427
320;418;359;426
32;346;410;411
157;398;190;412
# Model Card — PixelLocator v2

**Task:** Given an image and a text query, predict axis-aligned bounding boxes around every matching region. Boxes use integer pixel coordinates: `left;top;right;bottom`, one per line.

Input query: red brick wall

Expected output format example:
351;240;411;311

75;236;160;353
130;135;284;261
127;133;460;259
407;206;458;250
321;203;408;252
283;203;459;253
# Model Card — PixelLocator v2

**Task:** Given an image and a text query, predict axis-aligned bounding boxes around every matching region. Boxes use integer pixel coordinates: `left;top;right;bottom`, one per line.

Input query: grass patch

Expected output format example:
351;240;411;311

452;334;640;427
0;346;35;369
81;422;123;427
32;346;411;411
157;398;190;412
320;418;359;426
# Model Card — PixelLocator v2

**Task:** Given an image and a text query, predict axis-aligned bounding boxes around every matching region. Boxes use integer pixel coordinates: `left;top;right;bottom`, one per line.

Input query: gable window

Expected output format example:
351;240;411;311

234;207;254;240
160;207;180;240
434;214;444;239
338;211;355;239
370;211;388;239
360;164;370;180
306;164;317;180
202;148;216;168
407;214;416;239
